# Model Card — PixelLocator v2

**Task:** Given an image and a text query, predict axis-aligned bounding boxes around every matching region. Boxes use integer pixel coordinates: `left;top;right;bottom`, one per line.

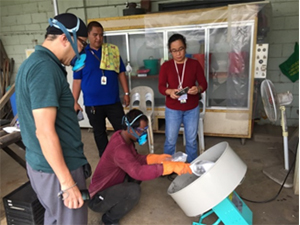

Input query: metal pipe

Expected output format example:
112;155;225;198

65;0;174;13
53;0;59;16
83;0;88;23
66;2;131;13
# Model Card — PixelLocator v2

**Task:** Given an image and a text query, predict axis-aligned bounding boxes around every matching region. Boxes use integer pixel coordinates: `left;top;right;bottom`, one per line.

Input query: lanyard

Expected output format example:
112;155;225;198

89;49;100;61
174;58;187;89
89;49;105;77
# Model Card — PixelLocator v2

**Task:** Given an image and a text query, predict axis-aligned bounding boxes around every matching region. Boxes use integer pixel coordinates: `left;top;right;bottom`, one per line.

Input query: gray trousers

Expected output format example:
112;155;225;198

27;163;88;225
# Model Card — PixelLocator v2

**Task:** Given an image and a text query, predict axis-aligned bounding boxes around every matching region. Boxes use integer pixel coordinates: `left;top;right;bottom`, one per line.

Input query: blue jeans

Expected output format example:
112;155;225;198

164;105;199;163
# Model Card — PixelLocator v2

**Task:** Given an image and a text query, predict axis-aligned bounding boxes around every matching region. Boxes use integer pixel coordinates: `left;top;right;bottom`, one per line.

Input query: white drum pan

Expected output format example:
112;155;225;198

167;142;247;217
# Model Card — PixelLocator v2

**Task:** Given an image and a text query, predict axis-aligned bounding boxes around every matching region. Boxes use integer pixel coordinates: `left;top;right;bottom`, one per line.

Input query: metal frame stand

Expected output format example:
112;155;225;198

193;191;253;225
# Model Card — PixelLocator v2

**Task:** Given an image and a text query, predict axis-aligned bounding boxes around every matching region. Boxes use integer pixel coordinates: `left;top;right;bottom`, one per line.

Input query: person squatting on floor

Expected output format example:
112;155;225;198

88;109;192;225
15;13;91;225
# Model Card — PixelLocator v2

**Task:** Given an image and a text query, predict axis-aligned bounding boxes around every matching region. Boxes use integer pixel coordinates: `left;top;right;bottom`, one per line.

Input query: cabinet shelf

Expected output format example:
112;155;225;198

130;75;159;79
92;4;263;138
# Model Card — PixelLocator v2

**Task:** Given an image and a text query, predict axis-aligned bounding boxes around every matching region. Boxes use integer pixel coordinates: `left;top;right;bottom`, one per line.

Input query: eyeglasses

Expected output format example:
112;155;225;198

170;47;185;53
136;126;148;134
77;37;88;48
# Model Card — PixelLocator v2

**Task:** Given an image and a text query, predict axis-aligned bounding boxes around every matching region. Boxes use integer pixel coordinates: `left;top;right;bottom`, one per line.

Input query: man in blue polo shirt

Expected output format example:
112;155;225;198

73;21;130;157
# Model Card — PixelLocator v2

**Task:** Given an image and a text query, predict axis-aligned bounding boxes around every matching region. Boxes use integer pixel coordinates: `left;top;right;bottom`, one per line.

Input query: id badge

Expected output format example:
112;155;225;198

101;76;107;85
178;94;188;104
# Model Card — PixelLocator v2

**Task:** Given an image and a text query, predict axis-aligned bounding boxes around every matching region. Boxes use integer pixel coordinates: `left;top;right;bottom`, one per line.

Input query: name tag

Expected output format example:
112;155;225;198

101;76;107;85
178;94;187;104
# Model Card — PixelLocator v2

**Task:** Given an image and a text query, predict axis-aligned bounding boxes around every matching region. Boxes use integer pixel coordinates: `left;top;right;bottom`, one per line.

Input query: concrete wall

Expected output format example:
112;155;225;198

0;0;298;126
0;0;184;82
259;0;299;127
0;0;55;81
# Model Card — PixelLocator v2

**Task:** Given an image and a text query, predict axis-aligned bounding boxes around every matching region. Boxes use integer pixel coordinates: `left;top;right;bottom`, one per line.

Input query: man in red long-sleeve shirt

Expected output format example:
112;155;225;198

88;109;192;225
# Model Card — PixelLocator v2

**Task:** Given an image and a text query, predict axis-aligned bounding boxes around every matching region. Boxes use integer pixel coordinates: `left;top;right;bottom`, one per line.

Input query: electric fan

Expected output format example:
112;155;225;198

260;79;294;188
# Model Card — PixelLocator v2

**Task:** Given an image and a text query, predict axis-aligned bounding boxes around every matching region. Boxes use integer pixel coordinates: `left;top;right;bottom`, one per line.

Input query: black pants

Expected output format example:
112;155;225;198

85;102;124;157
88;182;141;224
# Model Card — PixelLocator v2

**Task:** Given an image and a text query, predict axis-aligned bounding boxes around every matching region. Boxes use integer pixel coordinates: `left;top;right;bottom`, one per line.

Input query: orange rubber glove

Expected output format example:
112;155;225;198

146;154;172;165
162;161;192;176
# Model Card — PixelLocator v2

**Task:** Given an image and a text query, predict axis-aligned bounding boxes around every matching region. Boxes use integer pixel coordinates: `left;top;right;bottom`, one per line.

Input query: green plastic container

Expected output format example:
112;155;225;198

143;58;159;75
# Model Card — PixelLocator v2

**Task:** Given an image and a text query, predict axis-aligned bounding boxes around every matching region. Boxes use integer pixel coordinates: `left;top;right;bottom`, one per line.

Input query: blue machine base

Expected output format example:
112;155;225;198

193;191;253;225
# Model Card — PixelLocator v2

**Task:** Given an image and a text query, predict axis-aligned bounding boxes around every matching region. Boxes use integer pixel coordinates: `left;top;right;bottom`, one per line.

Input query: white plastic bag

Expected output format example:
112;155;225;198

190;160;215;176
171;151;188;162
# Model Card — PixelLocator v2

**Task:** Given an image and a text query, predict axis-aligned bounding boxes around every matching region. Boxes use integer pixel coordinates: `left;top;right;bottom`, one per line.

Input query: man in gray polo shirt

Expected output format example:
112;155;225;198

16;13;89;225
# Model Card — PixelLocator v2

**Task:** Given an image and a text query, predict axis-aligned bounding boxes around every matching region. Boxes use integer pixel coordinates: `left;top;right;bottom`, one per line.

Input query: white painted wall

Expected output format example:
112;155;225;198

0;0;298;126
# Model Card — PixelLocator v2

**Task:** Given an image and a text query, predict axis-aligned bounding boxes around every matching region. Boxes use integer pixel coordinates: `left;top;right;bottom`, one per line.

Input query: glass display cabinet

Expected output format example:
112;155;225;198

84;2;269;140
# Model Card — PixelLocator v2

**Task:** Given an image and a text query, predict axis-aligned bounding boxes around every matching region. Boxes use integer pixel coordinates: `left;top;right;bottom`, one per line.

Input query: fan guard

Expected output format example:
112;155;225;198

261;79;278;122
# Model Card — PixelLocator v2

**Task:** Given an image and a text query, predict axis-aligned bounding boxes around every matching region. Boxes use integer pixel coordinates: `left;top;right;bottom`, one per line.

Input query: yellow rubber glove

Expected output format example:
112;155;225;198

146;154;172;165
162;161;192;176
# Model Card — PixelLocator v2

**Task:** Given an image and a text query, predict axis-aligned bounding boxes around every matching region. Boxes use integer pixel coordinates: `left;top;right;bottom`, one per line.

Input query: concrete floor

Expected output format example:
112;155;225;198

0;124;299;225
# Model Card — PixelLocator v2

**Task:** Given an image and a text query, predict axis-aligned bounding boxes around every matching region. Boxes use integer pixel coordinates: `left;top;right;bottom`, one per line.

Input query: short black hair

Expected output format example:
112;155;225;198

122;109;148;130
168;33;187;50
87;21;103;33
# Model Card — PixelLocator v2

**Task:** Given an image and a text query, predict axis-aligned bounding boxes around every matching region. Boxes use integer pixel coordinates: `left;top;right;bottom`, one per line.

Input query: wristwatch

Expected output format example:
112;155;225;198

125;92;130;96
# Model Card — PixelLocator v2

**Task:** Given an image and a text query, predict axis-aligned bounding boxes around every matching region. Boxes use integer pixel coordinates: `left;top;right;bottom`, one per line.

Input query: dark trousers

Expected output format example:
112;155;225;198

85;102;124;157
88;182;141;224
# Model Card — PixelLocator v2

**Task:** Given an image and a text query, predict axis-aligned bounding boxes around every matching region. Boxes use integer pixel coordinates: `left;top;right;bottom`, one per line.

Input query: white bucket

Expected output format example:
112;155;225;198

167;142;247;217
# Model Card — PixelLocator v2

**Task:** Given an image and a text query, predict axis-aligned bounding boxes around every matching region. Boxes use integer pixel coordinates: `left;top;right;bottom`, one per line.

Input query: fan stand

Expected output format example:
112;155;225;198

263;106;294;188
263;165;293;188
